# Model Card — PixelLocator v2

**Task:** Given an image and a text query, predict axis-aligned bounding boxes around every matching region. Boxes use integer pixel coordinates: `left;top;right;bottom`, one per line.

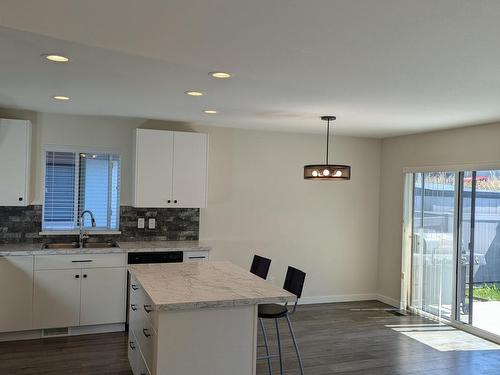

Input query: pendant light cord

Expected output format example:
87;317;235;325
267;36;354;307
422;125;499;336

325;118;330;165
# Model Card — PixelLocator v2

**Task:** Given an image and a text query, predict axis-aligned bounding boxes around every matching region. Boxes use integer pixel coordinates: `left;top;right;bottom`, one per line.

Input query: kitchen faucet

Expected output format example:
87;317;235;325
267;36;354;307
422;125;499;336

79;210;96;248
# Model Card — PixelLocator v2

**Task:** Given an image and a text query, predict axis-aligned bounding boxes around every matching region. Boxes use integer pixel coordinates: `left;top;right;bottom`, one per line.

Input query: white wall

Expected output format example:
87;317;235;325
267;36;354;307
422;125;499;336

0;109;382;301
378;121;500;303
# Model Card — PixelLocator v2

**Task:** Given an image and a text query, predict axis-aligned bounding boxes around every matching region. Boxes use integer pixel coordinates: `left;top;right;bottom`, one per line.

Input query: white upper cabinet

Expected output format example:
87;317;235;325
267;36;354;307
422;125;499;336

134;129;208;208
134;129;174;208
0;119;31;206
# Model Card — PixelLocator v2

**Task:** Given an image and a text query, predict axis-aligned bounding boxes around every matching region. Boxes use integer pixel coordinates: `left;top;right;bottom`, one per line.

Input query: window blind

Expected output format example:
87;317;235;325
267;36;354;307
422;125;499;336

43;151;77;230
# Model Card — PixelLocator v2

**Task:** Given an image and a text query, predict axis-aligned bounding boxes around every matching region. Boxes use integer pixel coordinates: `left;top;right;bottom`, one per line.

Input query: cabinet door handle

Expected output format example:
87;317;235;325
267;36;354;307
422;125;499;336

173;200;178;203
188;256;206;260
131;304;138;311
72;260;93;263
142;328;151;338
75;274;80;279
83;274;88;278
131;284;139;290
143;304;153;313
167;199;171;203
129;341;136;350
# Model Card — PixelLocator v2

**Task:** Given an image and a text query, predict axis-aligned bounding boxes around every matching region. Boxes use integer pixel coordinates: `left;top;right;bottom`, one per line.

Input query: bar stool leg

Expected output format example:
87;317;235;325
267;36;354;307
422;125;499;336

259;318;273;375
275;318;283;375
285;314;304;375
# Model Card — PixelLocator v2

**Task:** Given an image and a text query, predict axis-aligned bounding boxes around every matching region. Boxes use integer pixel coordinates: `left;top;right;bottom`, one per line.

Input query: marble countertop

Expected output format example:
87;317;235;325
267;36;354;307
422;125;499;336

128;261;296;311
0;240;210;256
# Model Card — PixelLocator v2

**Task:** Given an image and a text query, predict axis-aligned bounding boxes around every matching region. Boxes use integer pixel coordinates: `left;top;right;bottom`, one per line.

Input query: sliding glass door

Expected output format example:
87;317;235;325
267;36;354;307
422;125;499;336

457;170;500;336
410;172;455;320
408;168;500;339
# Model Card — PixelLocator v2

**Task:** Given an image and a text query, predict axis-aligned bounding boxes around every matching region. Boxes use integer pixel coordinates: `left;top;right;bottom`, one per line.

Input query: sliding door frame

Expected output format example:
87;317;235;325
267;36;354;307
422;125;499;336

403;168;500;345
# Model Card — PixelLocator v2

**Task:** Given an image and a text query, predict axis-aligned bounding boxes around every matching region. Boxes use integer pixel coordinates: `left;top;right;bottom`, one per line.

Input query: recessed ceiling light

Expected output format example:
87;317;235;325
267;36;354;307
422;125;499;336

203;110;218;114
210;72;231;79
53;95;70;101
43;54;70;63
185;91;204;96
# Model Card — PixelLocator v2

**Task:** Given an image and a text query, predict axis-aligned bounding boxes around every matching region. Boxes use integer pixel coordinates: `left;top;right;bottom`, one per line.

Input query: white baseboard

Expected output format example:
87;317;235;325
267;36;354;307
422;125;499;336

375;294;401;308
299;293;378;305
298;293;402;308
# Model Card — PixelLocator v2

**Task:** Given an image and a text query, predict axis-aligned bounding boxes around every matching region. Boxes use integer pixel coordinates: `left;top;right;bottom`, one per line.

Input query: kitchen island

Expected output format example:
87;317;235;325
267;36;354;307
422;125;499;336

128;261;295;375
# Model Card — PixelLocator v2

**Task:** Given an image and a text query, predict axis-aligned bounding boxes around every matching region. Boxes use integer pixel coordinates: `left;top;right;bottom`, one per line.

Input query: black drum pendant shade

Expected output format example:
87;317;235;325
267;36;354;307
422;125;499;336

304;116;351;180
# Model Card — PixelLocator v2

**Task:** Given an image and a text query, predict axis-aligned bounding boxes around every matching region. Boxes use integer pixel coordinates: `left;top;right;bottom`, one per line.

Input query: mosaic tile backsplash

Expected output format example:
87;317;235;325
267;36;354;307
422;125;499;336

0;205;199;244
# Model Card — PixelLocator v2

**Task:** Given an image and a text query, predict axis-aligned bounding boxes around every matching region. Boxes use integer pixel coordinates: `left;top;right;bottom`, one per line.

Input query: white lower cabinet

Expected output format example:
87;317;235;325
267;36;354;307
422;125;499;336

33;269;82;329
80;267;127;326
33;254;127;330
0;256;34;333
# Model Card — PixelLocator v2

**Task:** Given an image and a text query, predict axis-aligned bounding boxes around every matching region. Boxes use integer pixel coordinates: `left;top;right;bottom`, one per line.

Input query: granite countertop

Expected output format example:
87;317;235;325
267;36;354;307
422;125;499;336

128;261;296;311
0;240;210;256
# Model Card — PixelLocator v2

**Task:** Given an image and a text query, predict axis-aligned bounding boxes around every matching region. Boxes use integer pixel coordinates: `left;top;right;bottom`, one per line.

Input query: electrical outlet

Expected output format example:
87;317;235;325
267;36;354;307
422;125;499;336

137;218;145;229
148;218;156;229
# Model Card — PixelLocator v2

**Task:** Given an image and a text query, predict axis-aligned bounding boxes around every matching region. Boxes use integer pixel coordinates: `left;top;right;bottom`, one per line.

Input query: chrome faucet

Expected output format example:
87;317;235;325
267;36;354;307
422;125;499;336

79;210;96;248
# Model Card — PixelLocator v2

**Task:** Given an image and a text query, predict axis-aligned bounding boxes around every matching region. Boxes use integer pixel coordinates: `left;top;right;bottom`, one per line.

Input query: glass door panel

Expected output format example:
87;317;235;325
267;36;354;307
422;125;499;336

457;170;500;336
410;172;455;319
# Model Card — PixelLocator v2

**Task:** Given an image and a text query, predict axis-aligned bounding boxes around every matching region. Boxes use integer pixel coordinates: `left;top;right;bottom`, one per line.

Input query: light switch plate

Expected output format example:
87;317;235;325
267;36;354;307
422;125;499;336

138;218;145;229
148;218;156;229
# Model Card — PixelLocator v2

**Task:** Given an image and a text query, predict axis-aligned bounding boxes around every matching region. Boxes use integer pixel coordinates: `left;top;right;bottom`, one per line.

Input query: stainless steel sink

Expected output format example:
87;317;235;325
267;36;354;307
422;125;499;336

42;242;79;249
41;241;119;249
83;241;119;249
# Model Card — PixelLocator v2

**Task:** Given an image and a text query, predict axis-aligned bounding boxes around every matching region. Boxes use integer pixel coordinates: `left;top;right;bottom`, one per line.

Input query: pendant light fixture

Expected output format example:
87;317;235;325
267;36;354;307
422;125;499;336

304;116;351;180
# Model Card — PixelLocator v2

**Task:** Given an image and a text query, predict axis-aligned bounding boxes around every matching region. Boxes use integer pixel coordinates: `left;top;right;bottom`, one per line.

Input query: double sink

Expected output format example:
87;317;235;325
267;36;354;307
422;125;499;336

42;241;119;249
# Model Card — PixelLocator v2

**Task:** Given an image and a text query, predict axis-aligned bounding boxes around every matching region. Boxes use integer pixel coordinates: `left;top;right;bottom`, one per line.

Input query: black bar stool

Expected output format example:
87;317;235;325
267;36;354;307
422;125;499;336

257;266;306;375
250;255;274;374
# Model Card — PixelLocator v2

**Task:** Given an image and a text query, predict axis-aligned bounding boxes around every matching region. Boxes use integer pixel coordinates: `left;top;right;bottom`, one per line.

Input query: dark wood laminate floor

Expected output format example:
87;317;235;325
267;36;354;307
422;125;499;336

1;301;500;375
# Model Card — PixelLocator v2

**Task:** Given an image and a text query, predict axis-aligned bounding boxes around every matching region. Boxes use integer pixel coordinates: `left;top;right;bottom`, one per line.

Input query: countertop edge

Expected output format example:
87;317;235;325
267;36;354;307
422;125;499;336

154;295;297;312
0;241;211;256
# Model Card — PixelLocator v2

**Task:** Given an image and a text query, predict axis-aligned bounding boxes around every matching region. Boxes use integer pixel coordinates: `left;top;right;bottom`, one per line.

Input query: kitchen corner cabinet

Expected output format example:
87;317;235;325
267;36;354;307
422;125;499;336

0;256;34;333
0;119;31;206
134;129;208;208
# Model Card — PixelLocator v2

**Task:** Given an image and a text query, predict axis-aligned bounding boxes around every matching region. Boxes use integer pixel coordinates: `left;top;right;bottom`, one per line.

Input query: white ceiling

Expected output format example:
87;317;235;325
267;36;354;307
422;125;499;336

1;0;500;137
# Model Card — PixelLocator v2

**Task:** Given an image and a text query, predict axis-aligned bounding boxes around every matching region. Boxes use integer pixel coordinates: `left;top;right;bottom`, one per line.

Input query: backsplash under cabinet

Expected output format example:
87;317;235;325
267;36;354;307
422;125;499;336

0;205;199;244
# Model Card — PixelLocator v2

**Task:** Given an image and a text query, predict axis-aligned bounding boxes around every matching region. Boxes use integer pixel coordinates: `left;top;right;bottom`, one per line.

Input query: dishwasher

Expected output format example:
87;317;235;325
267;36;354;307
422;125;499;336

125;251;183;330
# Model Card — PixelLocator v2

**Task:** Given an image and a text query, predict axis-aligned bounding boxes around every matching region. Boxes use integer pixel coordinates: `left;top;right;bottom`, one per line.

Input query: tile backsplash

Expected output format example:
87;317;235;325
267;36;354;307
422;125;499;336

0;205;199;244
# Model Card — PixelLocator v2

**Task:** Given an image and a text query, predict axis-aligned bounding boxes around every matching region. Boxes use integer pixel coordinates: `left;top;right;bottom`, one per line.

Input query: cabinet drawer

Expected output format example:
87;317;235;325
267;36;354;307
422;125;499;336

130;275;157;328
128;329;140;375
183;250;209;262
136;317;156;374
35;253;126;270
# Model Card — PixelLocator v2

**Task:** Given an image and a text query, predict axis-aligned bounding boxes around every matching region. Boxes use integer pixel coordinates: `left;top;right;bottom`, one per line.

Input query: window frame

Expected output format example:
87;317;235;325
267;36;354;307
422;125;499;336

41;145;121;234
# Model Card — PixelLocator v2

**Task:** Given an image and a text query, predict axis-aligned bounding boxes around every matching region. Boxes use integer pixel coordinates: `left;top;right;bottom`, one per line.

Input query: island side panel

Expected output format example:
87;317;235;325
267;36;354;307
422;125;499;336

155;305;257;375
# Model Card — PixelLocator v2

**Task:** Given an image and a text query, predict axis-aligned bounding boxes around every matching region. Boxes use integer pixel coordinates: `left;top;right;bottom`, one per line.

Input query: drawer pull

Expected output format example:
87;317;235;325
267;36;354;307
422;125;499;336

143;328;151;338
71;260;93;263
131;284;139;290
144;304;153;313
129;341;136;350
131;304;138;311
188;256;206;259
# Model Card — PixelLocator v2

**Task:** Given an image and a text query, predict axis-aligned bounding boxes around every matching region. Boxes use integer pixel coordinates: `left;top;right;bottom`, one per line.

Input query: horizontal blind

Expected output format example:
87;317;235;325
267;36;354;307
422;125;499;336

43;151;77;230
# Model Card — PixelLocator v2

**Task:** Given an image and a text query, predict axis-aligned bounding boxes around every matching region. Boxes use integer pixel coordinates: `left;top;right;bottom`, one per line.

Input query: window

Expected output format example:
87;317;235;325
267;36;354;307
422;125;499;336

43;149;121;231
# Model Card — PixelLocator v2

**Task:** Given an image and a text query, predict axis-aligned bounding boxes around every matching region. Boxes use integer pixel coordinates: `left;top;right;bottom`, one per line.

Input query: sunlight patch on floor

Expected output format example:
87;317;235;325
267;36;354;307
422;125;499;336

386;324;500;352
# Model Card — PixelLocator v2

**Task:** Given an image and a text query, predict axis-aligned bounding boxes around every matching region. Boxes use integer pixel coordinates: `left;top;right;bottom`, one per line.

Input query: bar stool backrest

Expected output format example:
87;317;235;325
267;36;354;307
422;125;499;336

250;255;272;280
283;266;306;302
